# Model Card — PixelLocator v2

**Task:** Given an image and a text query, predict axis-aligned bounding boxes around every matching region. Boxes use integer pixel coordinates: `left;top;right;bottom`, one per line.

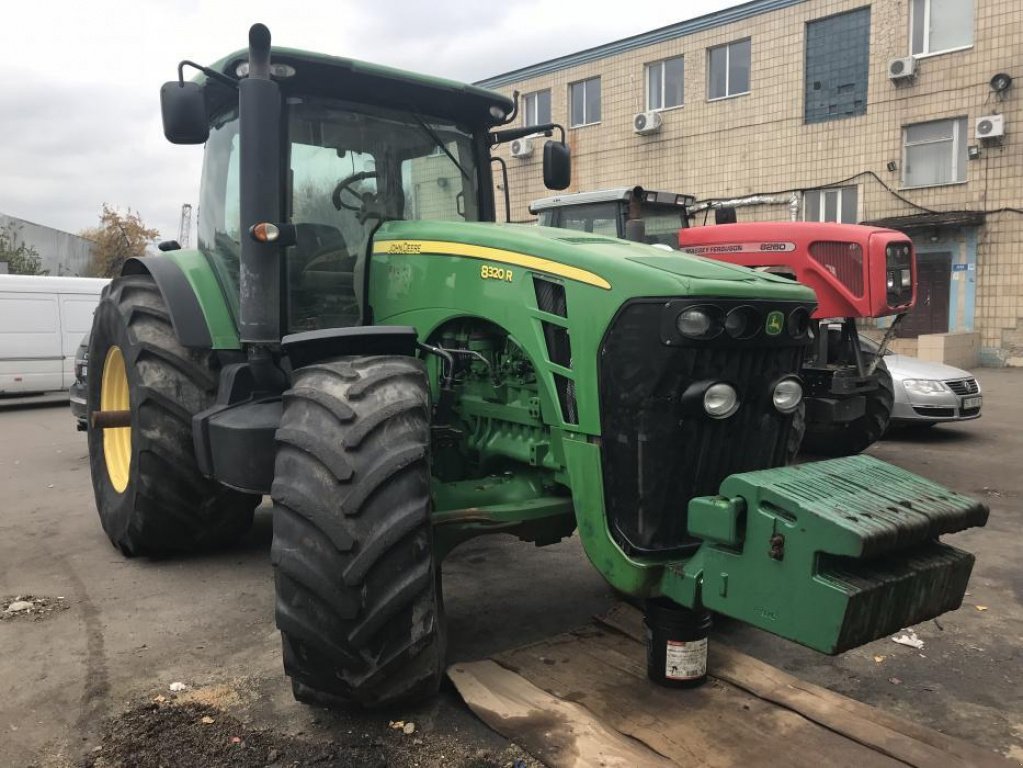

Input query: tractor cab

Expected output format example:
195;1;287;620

530;187;693;247
162;41;570;336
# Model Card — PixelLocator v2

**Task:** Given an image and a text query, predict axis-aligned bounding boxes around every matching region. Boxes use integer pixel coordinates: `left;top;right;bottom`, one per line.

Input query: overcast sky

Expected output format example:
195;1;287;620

0;0;736;242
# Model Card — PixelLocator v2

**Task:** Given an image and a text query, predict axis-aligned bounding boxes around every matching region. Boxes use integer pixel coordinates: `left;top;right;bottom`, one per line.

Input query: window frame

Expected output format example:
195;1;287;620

909;0;974;57
802;185;860;223
522;89;552;128
569;77;602;128
901;117;968;189
645;56;685;112
707;38;752;101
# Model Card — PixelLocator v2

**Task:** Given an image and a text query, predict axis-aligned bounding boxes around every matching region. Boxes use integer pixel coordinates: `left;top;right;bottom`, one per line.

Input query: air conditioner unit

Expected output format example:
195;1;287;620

633;111;663;135
887;57;916;81
976;114;1005;139
510;137;534;158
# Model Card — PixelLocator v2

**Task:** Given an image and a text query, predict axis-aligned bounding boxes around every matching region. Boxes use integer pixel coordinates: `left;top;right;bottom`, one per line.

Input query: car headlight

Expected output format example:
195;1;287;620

902;379;947;395
704;383;739;418
676;306;722;340
772;377;803;413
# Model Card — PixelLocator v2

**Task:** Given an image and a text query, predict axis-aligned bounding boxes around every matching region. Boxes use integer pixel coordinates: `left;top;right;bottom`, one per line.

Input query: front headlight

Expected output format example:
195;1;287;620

704;383;740;418
772;377;803;413
902;379;947;396
676;306;722;340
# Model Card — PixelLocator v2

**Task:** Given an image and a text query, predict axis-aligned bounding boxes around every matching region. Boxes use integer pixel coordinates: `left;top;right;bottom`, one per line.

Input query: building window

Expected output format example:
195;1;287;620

569;78;601;127
646;57;684;111
903;117;968;187
707;39;751;100
804;8;870;124
804;186;859;223
523;89;551;127
911;0;973;55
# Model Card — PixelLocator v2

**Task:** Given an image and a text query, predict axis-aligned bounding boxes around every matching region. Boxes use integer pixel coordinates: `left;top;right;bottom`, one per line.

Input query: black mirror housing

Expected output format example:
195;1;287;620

715;206;738;225
160;81;209;144
543;140;571;190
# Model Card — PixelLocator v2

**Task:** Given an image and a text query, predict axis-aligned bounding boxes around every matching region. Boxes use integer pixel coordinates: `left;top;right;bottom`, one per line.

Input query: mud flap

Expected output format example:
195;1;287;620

679;455;988;654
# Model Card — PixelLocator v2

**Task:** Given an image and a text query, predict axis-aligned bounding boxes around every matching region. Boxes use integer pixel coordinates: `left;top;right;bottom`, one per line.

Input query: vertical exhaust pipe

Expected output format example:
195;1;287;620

238;23;282;346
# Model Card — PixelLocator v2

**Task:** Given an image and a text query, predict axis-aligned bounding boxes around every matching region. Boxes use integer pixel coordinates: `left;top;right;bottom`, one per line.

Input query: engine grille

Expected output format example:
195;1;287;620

809;241;864;297
945;378;979;396
598;299;809;556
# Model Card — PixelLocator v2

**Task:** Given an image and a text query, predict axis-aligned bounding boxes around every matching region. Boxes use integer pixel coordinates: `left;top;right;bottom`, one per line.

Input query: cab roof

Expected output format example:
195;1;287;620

198;47;515;128
530;187;696;214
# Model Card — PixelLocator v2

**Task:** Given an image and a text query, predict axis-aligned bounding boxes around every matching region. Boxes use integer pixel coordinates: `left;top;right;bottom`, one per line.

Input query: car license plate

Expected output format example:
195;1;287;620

963;395;981;409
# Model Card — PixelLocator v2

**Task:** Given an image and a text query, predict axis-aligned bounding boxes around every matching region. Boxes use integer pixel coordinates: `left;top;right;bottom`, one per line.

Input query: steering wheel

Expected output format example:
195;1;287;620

331;171;380;222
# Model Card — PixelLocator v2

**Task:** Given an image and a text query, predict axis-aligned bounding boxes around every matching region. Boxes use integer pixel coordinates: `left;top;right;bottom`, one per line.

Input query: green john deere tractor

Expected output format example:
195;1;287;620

86;24;987;707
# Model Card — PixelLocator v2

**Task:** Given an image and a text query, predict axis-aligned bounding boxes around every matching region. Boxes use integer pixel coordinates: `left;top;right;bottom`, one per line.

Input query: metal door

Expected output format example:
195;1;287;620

899;252;951;338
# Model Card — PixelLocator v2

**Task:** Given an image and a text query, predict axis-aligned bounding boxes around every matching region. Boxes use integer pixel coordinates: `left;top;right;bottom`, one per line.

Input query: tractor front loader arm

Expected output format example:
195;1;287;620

663;455;988;654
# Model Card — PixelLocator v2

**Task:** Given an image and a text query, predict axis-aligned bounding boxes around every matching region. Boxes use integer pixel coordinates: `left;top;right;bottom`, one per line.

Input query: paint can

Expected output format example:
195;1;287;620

644;597;712;688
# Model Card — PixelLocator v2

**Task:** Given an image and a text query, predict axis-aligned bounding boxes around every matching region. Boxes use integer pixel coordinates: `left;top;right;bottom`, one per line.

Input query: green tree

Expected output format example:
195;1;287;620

0;221;46;275
80;204;159;278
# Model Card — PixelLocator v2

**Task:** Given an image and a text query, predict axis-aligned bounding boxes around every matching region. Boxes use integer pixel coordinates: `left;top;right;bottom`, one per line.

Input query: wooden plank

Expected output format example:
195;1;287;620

596;603;1013;768
494;625;903;768
447;659;674;768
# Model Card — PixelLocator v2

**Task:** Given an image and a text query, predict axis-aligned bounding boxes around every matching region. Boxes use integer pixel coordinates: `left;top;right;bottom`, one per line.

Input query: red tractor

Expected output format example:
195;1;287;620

678;221;915;454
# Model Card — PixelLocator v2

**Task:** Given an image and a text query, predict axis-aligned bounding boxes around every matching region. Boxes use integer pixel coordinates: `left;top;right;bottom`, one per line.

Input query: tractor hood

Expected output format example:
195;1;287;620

373;220;816;303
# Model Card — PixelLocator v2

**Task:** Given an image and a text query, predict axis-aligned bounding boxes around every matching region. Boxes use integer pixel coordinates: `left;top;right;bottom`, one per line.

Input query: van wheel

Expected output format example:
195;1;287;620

87;274;259;556
272;356;445;708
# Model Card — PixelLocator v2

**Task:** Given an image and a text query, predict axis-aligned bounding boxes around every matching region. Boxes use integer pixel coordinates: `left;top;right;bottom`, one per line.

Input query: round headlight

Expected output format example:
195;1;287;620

725;306;760;339
787;307;810;338
772;377;803;413
677;307;721;339
704;383;739;419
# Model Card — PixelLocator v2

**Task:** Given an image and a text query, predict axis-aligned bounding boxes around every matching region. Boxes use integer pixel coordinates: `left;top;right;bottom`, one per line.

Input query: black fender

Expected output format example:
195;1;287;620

122;256;213;348
282;326;419;368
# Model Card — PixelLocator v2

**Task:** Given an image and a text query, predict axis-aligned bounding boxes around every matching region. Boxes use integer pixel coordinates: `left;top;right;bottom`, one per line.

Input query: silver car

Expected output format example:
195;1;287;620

860;337;982;427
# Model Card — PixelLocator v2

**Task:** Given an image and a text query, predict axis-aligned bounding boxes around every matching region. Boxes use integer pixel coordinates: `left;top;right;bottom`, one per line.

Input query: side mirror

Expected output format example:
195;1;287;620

543;141;571;190
715;206;738;225
160;81;209;144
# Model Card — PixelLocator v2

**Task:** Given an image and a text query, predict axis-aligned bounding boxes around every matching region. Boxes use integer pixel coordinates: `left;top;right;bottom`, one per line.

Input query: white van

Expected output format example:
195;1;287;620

0;275;109;396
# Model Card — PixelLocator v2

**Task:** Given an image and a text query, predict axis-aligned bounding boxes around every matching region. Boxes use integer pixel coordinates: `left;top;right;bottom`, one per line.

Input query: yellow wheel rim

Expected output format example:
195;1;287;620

100;345;132;493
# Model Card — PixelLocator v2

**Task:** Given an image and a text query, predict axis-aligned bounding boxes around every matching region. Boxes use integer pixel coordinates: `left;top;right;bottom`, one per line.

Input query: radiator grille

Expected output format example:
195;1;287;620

599;300;807;555
809;241;864;297
945;378;979;395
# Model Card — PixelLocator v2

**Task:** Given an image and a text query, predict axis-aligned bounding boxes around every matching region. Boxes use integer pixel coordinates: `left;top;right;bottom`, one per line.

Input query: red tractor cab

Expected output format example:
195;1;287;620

680;221;916;454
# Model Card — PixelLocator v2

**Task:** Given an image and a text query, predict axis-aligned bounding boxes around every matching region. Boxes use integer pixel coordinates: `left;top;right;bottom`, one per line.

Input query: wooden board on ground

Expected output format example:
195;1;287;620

448;603;1013;768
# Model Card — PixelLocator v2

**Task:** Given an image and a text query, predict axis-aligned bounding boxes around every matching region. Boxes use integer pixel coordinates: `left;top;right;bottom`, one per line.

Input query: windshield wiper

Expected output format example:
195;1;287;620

409;112;471;182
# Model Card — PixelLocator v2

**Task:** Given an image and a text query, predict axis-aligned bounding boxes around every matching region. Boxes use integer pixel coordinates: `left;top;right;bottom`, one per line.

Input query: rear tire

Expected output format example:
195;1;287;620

271;355;444;708
87;275;259;556
802;361;894;456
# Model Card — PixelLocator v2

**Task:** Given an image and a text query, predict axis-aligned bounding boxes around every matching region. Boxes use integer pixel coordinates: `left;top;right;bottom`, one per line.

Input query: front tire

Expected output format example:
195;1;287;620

802;361;895;456
87;275;258;556
271;355;444;708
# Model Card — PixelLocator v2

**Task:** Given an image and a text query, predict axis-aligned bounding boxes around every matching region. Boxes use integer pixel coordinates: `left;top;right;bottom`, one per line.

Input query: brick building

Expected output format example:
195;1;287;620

477;0;1023;366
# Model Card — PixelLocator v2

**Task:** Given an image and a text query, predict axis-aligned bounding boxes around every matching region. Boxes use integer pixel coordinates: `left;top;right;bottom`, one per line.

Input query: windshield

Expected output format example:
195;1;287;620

197;97;482;331
637;204;687;247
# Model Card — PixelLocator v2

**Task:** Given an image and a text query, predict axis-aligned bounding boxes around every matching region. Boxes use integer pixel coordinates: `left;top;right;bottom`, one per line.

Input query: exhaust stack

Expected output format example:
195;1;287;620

238;23;282;346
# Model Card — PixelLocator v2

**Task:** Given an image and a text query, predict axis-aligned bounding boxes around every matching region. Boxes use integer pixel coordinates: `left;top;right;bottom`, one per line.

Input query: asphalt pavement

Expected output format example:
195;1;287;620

0;372;1020;766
